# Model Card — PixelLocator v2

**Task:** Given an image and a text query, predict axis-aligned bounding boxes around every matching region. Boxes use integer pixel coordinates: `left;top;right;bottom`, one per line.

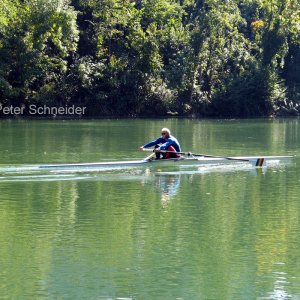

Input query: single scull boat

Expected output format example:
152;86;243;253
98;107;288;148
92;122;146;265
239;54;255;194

39;152;294;170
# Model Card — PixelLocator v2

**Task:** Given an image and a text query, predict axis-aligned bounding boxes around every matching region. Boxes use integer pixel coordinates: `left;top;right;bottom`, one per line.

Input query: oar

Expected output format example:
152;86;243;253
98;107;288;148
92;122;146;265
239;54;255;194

141;148;266;167
143;150;156;162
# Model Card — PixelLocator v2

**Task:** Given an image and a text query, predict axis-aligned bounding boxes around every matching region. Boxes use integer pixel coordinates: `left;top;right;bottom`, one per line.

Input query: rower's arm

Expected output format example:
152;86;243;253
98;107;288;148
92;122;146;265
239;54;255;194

143;138;163;148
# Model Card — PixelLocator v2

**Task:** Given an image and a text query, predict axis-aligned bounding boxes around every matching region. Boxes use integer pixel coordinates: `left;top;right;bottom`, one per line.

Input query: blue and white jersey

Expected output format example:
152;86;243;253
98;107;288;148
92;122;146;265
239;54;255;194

143;135;181;152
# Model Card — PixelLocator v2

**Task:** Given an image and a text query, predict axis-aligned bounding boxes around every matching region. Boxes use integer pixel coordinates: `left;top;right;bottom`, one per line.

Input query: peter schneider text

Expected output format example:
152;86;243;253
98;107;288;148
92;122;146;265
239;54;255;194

0;104;87;116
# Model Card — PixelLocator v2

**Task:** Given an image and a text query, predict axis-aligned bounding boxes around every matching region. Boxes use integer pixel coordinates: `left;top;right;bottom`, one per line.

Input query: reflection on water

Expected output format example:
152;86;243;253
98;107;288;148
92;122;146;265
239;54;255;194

1;164;299;299
154;174;181;207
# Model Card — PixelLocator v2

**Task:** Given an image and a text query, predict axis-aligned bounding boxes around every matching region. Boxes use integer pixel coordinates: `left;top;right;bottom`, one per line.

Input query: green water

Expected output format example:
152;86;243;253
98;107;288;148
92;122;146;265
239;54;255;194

0;118;299;299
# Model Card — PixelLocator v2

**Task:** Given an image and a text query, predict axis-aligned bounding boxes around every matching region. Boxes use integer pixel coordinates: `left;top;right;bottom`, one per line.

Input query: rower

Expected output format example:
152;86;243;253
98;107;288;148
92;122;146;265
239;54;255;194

139;128;181;159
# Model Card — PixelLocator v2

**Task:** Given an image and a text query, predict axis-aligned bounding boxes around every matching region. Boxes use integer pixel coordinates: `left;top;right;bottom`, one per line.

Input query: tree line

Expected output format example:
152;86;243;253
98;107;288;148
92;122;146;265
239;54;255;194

0;0;299;117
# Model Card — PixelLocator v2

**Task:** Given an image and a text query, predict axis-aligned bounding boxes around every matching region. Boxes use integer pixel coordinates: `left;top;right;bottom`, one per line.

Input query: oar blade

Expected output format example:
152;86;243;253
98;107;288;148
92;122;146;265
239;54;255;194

249;158;266;167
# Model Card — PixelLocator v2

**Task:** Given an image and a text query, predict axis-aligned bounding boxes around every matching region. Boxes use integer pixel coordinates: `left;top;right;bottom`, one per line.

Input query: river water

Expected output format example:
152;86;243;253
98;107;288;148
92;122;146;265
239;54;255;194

0;118;299;299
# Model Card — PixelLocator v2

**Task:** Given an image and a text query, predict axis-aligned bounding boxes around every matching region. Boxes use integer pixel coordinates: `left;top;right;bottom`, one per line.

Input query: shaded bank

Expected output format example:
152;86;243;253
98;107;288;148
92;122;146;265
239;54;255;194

0;0;299;118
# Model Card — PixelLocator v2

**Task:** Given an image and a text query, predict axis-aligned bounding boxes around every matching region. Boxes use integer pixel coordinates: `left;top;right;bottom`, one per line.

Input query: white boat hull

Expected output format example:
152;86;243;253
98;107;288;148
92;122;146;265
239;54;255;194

39;155;293;169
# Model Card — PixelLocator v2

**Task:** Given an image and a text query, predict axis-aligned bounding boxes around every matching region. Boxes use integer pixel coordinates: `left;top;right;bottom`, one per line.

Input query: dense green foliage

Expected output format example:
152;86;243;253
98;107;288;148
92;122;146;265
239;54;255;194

0;0;299;117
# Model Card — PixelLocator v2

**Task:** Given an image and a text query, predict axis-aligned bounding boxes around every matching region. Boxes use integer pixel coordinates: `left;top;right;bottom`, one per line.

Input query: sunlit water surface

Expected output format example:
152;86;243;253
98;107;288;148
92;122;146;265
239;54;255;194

0;118;299;299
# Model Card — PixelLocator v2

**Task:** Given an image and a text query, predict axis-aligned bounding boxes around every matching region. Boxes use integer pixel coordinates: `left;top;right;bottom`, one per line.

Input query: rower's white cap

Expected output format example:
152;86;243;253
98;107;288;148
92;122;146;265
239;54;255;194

161;128;170;135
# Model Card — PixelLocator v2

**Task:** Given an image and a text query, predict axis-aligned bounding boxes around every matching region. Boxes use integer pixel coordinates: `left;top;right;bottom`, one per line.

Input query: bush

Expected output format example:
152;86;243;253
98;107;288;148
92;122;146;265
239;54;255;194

211;67;287;117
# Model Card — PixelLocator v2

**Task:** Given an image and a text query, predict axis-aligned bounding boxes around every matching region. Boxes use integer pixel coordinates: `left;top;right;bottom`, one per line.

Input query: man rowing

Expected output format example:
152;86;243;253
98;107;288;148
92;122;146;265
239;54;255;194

139;127;181;159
